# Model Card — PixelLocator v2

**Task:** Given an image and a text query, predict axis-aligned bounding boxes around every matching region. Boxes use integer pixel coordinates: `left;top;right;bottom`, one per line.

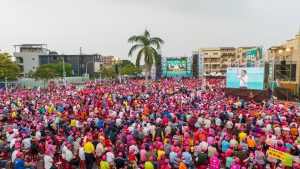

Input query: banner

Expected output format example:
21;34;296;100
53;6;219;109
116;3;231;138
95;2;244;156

226;67;264;90
242;47;263;67
267;148;286;161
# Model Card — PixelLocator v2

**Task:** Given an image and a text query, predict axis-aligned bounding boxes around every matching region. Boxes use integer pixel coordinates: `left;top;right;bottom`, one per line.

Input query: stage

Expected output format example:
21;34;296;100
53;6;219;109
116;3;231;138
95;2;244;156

224;88;268;101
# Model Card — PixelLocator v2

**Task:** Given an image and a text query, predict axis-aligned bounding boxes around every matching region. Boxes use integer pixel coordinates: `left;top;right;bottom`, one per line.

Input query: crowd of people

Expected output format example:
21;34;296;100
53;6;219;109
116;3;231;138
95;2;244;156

0;78;299;169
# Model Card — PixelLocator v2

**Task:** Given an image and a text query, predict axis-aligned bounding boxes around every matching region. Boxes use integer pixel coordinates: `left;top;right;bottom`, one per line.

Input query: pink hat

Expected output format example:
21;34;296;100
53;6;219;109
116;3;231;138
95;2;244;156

67;144;72;149
102;155;107;161
149;156;154;161
16;152;23;158
15;144;21;149
234;157;240;164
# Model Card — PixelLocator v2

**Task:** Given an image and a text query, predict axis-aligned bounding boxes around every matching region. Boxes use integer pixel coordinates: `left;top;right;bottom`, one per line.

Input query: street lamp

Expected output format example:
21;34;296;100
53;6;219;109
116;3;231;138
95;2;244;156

61;57;66;85
113;57;121;83
85;61;94;78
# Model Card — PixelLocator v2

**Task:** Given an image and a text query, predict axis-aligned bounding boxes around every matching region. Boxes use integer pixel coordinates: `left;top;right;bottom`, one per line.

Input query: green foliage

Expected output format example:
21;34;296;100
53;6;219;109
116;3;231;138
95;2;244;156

32;66;58;81
120;60;134;67
128;29;164;87
120;65;142;76
33;61;72;80
96;60;142;78
0;52;20;80
99;67;116;78
128;29;164;69
32;61;73;81
55;61;72;76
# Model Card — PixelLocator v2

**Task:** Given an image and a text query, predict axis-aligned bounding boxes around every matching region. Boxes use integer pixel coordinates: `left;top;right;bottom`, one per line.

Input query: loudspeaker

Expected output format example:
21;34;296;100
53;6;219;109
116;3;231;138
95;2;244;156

291;64;296;81
280;60;286;76
264;62;269;82
156;55;162;79
192;53;199;78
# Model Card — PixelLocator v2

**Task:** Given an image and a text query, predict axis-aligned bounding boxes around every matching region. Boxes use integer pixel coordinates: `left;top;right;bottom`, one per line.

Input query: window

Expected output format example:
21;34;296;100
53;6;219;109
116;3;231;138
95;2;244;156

32;58;35;60
213;53;218;55
204;53;208;55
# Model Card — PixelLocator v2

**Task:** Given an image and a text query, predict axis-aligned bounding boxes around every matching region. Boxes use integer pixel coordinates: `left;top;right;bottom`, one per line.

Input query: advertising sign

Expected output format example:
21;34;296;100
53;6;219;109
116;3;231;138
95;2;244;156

226;67;264;90
242;47;263;67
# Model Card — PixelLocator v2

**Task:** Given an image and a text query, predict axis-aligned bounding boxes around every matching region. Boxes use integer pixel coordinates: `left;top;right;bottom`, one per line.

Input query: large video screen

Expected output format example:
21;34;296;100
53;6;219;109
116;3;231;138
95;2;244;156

226;67;264;90
167;58;187;72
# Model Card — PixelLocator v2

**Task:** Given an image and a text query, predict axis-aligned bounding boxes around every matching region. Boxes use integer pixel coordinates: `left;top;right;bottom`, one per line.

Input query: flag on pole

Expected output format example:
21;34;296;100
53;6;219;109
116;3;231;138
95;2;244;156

227;58;232;67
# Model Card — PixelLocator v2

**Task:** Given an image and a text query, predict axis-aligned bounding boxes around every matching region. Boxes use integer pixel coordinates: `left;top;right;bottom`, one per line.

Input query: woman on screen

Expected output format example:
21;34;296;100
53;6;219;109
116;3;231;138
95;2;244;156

239;70;249;88
256;48;261;67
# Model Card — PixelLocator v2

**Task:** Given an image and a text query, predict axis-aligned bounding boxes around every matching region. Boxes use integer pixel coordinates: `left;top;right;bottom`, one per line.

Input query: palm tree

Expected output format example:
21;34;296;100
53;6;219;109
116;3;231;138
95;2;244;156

128;29;164;90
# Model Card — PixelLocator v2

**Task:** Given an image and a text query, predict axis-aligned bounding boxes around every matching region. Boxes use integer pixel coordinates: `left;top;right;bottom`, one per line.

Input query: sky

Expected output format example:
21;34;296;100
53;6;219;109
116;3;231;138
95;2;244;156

0;0;300;62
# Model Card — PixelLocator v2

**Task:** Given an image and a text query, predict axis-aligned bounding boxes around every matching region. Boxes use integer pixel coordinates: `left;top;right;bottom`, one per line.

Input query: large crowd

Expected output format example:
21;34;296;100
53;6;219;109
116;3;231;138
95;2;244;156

0;78;299;169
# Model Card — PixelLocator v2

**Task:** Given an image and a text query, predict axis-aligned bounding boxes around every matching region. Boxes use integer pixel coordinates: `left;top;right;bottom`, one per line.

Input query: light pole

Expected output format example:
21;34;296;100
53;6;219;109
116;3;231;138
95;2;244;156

5;77;7;93
113;57;121;83
85;61;94;78
61;57;66;85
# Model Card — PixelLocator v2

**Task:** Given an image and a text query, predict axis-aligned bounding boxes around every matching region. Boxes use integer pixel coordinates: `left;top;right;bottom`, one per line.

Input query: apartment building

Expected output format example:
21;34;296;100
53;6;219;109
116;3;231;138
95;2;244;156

14;44;48;76
197;47;236;74
268;30;300;85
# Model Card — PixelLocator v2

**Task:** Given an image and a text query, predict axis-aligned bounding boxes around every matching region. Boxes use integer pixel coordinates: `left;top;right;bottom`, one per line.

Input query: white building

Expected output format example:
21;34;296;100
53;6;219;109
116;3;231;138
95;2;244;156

13;44;48;76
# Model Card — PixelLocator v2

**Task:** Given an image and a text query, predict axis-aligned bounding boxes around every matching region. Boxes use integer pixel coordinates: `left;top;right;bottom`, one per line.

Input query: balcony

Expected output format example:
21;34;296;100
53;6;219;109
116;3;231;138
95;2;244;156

204;55;220;59
15;57;24;64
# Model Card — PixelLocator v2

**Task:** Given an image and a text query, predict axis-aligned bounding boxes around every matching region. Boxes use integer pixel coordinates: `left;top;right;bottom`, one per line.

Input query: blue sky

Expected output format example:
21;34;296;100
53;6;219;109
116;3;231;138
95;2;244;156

0;0;299;61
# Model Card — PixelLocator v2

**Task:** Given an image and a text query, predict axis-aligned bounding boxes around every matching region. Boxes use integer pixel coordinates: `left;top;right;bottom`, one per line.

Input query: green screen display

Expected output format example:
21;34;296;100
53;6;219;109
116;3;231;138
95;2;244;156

167;58;187;72
242;47;263;67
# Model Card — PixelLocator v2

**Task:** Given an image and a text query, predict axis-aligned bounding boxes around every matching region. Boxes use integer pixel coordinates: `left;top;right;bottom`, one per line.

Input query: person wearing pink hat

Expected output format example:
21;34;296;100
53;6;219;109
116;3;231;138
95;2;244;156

100;155;110;169
83;137;95;169
230;157;241;169
209;152;220;169
11;143;21;163
145;156;155;169
14;151;33;169
106;146;115;167
221;135;231;152
254;146;266;169
44;149;54;169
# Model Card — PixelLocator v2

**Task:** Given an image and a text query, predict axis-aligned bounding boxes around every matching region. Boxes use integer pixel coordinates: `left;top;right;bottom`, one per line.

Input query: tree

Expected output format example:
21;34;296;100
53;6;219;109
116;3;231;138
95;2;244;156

120;60;135;68
99;67;116;78
119;60;142;76
120;65;142;76
32;65;58;88
128;29;164;90
0;52;20;80
55;61;72;76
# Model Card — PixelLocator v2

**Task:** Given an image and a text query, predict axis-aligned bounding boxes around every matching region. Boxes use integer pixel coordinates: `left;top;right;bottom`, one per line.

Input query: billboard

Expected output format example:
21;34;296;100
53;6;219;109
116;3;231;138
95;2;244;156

167;58;187;72
242;47;263;67
226;67;264;90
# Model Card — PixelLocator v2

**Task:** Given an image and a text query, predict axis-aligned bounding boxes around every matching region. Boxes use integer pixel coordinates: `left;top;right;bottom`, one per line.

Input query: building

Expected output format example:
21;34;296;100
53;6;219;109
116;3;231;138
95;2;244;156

100;55;114;68
236;46;256;65
220;47;236;73
14;44;48;76
197;47;236;74
39;53;102;77
267;30;300;88
14;44;104;77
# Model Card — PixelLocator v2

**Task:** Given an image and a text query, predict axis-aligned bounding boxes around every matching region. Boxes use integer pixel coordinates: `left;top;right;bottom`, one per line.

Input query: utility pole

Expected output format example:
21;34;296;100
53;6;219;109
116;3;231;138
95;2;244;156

5;77;7;93
78;47;81;76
